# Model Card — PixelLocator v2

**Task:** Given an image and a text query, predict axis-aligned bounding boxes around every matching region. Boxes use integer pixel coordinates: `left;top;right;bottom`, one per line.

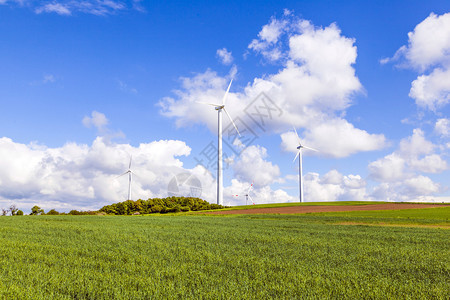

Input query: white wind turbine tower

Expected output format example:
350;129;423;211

292;127;318;203
197;79;241;205
118;155;135;200
233;182;256;205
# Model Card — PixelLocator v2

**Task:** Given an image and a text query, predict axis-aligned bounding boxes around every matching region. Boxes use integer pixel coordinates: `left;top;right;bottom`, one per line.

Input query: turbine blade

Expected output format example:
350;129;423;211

223;107;241;136
248;195;256;205
303;145;318;152
129;155;132;169
293;150;300;162
222;79;233;105
116;171;129;178
247;182;254;193
292;126;301;144
195;101;221;107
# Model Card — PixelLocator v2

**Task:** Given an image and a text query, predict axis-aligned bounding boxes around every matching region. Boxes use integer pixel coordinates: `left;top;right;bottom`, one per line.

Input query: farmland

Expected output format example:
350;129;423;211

0;206;449;299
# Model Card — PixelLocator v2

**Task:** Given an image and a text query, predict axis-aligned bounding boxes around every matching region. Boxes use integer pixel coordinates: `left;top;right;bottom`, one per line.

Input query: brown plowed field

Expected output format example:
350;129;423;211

208;203;448;215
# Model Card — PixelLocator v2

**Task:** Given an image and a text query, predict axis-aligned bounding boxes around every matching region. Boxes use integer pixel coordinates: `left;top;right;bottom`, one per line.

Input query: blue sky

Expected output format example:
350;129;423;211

0;0;449;212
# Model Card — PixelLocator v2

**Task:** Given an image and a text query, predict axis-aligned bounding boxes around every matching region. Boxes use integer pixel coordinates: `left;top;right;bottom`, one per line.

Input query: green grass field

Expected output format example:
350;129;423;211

217;201;390;211
0;208;449;299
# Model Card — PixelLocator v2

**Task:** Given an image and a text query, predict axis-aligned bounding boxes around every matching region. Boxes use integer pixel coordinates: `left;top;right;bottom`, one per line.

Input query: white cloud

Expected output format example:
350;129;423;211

72;0;125;16
280;119;386;158
289;22;358;80
0;0;27;5
35;3;71;15
368;129;447;201
301;119;386;158
160;15;385;159
435;118;450;137
226;179;295;206
4;1;142;16
370;129;447;178
409;67;450;110
82;111;126;143
398;128;434;157
216;48;233;65
82;111;108;130
248;17;288;61
0;136;221;213
399;13;450;71
232;145;280;186
369;153;406;182
132;0;146;12
409;154;448;173
304;170;367;202
371;175;440;201
259;18;286;44
386;13;450;110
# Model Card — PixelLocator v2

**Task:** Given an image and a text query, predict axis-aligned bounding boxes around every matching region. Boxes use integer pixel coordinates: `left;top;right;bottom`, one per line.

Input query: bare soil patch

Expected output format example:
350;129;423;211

337;221;449;229
208;203;448;215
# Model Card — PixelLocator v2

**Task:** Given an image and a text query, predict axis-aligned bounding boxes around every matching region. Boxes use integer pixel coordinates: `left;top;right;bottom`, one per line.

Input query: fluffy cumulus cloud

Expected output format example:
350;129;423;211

216;48;233;65
368;129;448;201
385;13;450;110
0;136;219;213
304;170;367;201
160;14;386;159
409;68;450;110
248;17;288;61
232;145;280;186
279;118;385;158
435;118;450;137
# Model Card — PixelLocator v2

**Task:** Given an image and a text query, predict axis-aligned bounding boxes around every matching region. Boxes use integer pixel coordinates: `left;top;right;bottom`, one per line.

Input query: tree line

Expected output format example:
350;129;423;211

0;204;97;216
1;197;225;216
99;197;225;215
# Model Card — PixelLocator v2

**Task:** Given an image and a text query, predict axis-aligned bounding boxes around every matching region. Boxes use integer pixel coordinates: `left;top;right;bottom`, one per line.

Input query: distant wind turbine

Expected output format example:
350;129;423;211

197;79;241;205
292;127;318;203
233;182;256;205
118;155;135;200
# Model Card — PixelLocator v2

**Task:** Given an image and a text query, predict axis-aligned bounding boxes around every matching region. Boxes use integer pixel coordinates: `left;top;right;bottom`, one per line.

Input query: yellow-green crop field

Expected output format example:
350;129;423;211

0;206;449;299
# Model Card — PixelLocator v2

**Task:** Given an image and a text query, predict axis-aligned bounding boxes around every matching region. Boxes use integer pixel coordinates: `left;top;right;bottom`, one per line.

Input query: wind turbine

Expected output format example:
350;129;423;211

233;182;256;205
292;127;317;203
118;155;135;200
197;79;241;205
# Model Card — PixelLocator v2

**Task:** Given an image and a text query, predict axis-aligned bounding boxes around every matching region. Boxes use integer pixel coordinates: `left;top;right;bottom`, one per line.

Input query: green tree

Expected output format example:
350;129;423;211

46;209;60;215
10;204;18;216
16;210;24;216
30;205;44;215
